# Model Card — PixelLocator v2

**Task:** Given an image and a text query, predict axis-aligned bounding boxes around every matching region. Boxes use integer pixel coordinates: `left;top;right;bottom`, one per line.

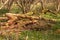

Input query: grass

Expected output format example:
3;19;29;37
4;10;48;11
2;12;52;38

20;30;60;40
0;9;9;14
0;30;60;40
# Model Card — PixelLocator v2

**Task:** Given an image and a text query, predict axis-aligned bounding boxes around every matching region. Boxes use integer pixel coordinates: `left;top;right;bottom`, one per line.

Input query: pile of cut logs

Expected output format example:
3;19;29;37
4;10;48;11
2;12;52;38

0;13;56;35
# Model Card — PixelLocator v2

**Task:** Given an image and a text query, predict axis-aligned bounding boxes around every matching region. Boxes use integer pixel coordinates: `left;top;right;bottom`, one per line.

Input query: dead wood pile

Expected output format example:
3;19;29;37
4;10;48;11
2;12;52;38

0;13;56;35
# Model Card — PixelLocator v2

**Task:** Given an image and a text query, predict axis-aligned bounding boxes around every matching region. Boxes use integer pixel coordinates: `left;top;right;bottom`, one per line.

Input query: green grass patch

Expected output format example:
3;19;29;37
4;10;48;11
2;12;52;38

0;9;9;14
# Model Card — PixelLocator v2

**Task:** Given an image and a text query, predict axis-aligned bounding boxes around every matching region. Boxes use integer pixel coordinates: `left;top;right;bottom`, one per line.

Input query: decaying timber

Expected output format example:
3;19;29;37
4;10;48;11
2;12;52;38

0;13;56;35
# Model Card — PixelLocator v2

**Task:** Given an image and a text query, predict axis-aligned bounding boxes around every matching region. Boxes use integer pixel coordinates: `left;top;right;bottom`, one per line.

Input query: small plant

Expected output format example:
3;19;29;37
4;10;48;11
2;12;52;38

0;8;9;14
